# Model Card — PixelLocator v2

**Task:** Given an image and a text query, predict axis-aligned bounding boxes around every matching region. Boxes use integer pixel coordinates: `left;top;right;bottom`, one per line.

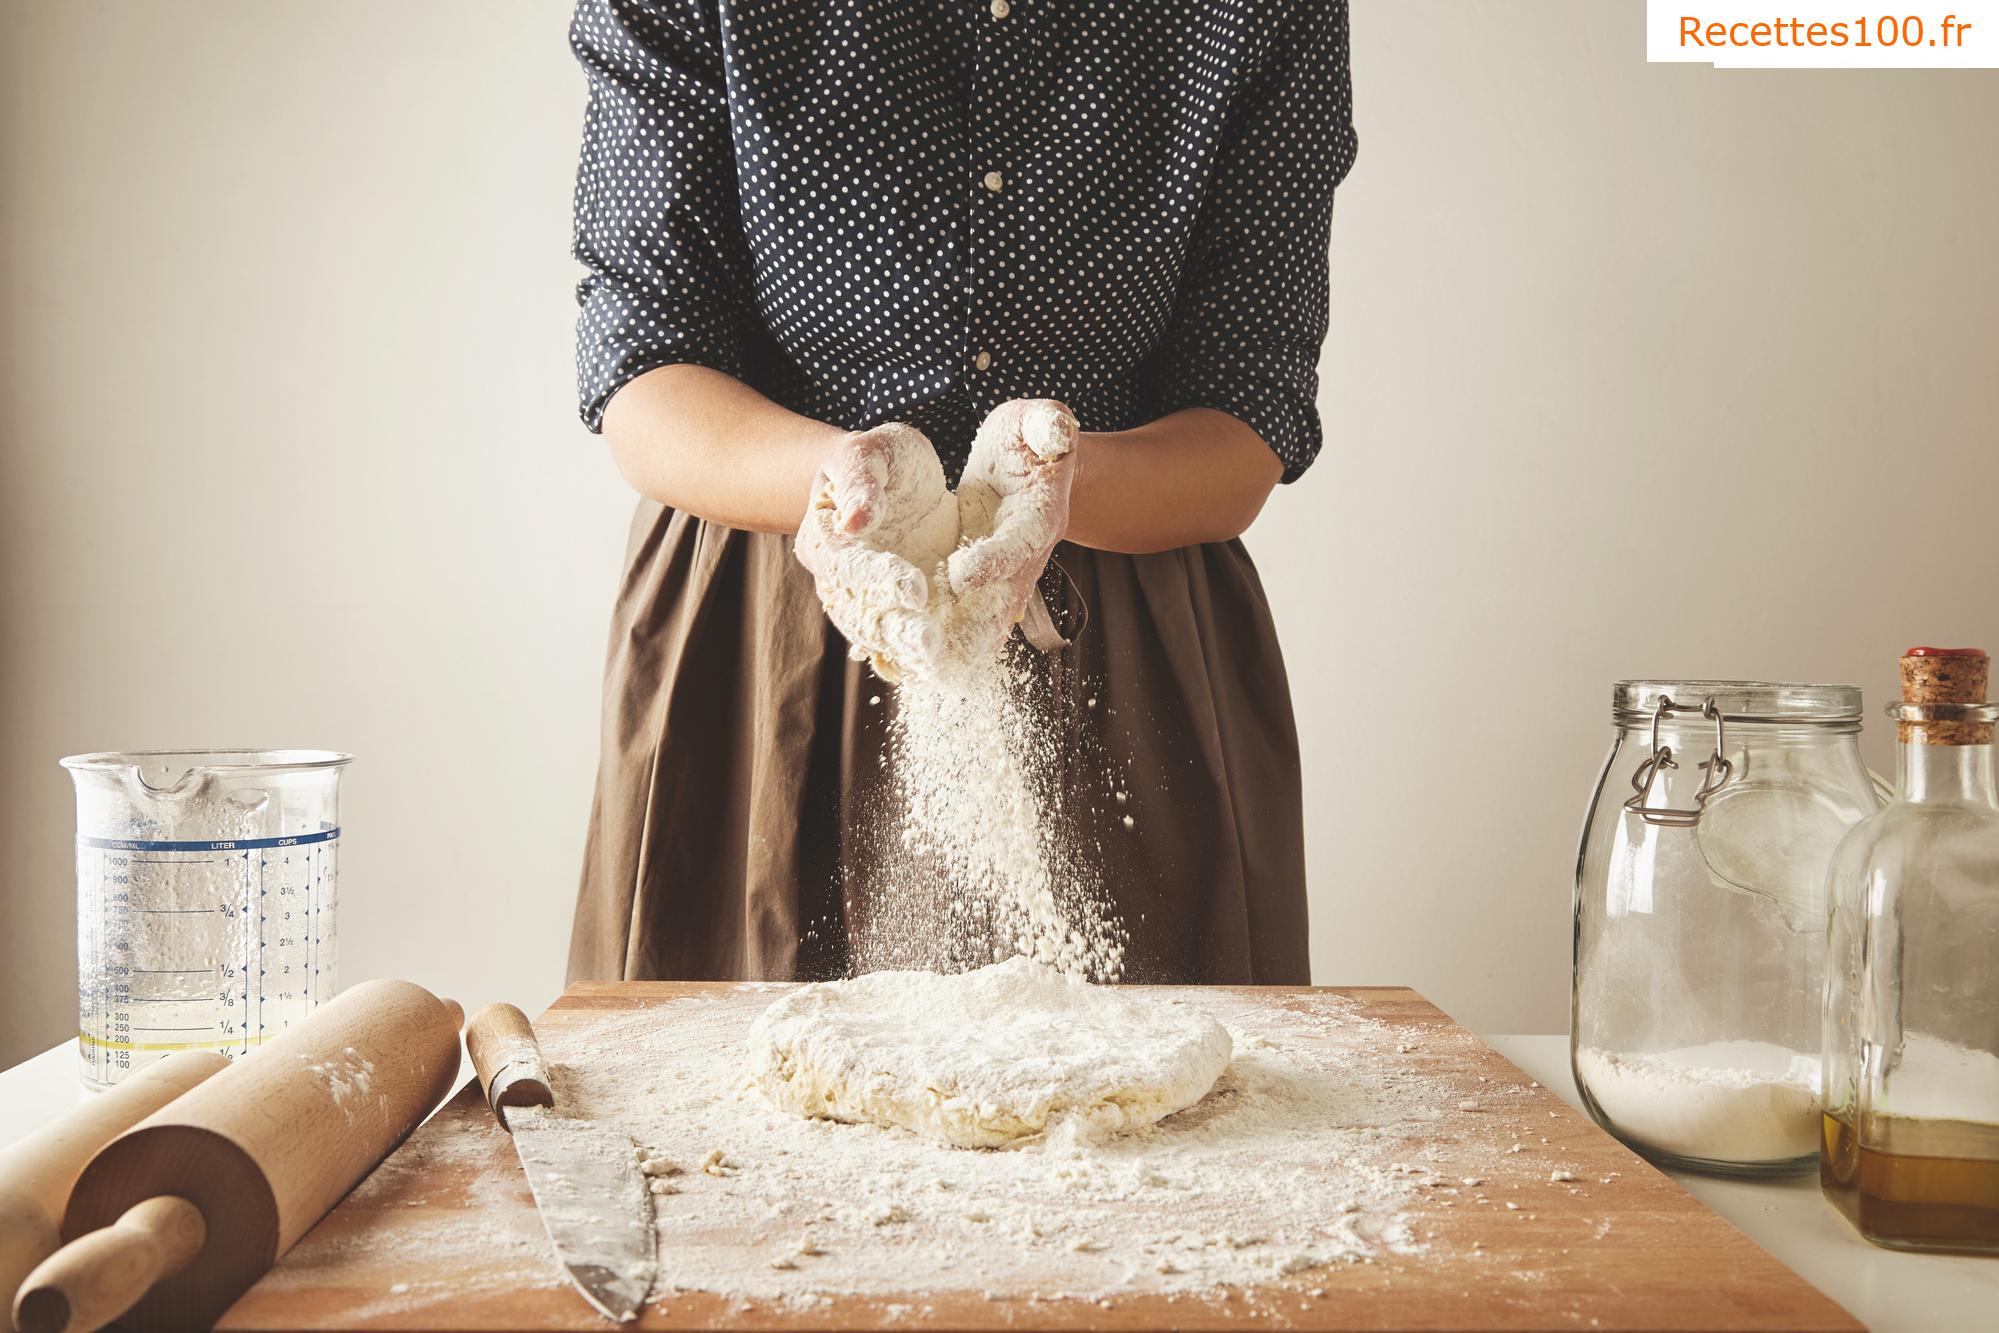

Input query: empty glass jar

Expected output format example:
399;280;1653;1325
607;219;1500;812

1572;681;1883;1175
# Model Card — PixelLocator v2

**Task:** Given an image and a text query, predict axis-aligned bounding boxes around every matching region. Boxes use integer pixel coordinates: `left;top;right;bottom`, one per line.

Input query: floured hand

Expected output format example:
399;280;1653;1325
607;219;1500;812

949;400;1078;636
794;424;959;681
795;403;1077;683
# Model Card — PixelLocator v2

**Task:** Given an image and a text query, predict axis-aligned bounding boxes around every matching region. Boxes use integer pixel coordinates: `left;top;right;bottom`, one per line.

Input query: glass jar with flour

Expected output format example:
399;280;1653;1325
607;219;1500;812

1571;682;1883;1175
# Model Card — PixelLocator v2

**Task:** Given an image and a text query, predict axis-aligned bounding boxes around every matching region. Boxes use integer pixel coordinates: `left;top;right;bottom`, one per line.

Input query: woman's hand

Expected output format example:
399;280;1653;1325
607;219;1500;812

794;424;957;681
948;400;1079;637
807;424;959;560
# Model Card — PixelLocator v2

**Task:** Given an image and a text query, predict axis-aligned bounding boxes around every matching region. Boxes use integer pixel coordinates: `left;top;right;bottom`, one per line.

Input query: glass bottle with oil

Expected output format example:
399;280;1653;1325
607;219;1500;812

1822;647;1999;1253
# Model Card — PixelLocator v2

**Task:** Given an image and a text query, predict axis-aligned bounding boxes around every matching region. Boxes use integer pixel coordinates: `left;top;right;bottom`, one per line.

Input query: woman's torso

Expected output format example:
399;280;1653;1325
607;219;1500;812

712;1;1294;472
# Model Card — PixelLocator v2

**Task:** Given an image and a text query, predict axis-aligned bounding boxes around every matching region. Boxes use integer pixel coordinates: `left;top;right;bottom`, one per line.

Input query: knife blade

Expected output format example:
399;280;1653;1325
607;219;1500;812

466;1003;656;1322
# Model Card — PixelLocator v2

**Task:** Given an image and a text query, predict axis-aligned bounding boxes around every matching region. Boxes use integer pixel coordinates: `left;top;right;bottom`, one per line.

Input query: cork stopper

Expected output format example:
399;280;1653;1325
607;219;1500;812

1899;647;1992;745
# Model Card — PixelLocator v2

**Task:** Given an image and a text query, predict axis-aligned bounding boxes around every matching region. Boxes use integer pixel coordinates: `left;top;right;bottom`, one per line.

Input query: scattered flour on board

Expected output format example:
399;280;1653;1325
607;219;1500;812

585;987;1435;1303
259;988;1624;1318
264;987;1510;1314
255;1110;569;1321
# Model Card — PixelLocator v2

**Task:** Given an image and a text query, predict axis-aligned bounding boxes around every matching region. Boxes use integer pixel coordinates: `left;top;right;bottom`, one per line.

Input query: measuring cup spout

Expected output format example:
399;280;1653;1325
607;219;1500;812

132;763;204;798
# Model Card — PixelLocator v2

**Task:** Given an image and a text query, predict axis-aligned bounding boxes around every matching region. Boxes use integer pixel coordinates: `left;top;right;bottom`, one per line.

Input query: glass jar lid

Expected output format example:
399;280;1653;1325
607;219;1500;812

1612;680;1862;725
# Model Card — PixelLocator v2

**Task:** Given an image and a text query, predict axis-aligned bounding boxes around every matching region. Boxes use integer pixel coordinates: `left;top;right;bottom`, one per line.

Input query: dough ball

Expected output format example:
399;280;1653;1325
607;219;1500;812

747;958;1232;1149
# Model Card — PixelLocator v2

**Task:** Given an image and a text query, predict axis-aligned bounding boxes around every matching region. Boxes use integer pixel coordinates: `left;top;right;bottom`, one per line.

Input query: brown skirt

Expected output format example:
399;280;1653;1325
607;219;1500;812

567;501;1309;986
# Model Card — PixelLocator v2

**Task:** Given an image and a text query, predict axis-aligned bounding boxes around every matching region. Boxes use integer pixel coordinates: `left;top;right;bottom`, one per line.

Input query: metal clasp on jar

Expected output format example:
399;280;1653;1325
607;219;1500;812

1624;695;1734;827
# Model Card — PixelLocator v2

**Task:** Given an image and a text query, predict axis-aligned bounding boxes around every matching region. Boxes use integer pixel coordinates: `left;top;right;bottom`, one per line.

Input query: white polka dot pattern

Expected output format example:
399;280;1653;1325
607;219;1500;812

571;0;1356;482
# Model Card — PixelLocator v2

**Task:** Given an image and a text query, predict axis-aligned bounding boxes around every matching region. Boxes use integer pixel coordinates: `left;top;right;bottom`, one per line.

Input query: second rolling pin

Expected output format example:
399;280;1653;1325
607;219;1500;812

12;978;462;1333
0;1051;230;1313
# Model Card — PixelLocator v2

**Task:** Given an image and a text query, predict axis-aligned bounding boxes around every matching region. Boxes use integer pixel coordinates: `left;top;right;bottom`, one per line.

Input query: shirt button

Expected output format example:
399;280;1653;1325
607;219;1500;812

990;0;1010;17
973;351;993;371
982;170;1005;193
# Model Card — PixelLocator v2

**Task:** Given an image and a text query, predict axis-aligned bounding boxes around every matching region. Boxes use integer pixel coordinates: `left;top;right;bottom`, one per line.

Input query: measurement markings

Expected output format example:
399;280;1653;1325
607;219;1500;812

132;968;212;974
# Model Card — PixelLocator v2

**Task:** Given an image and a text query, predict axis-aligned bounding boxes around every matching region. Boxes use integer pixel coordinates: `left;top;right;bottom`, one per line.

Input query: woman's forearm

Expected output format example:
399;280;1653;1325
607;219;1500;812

604;374;1281;551
601;364;847;534
1065;408;1285;555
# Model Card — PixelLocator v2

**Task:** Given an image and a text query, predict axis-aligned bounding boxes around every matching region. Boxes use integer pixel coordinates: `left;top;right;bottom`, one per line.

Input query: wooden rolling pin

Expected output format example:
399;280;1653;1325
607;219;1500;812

11;979;463;1333
0;1051;230;1313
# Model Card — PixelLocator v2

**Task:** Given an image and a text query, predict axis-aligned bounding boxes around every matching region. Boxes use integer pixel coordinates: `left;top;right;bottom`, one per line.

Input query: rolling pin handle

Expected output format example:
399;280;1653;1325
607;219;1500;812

12;1195;205;1333
464;1003;554;1128
0;1049;230;1312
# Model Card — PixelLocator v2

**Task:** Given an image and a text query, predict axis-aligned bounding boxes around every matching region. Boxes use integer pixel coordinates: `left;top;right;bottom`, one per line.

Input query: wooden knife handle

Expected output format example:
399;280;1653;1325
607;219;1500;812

12;1196;205;1333
465;1003;554;1127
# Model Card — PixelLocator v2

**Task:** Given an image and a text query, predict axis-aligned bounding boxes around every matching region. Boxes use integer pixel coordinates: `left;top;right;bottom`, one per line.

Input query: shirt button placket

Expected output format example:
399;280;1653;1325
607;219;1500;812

970;1;1016;386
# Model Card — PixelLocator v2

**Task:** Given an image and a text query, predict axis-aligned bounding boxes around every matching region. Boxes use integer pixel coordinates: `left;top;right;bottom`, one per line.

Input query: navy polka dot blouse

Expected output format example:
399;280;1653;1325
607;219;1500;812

570;1;1357;483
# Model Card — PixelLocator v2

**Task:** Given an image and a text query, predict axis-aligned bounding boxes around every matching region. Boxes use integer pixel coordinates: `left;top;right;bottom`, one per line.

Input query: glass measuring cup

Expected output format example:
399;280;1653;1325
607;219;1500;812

62;749;350;1091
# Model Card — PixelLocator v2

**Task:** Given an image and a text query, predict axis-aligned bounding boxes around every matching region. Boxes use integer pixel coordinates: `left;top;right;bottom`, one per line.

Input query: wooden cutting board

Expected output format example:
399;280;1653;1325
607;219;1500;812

215;983;1858;1332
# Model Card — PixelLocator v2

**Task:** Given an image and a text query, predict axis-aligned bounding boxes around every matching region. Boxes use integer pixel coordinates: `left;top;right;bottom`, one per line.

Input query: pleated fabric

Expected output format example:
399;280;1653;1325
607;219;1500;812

567;502;1308;987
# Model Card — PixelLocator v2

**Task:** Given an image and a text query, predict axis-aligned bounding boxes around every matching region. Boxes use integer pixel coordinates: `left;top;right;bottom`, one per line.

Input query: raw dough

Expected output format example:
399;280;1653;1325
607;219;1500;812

747;958;1231;1149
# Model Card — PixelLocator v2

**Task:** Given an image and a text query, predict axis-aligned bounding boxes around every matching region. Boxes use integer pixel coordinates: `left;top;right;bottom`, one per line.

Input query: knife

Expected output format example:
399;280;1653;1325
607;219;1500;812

466;1003;656;1323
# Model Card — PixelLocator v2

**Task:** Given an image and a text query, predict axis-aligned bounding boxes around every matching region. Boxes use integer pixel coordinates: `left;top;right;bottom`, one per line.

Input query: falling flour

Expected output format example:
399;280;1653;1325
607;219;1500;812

799;411;1122;981
1574;1041;1820;1163
856;652;1125;980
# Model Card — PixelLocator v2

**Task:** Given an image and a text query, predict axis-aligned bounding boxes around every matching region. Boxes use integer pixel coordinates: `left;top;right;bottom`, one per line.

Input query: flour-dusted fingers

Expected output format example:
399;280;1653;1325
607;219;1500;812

821;580;940;683
824;422;950;550
962;398;1077;493
946;449;1073;601
1015;399;1077;462
798;489;939;683
867;605;945;682
797;482;929;612
820;428;897;536
793;472;843;580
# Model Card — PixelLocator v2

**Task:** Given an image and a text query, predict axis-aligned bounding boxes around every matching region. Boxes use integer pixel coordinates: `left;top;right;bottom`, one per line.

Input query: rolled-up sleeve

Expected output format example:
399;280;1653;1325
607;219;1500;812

1151;1;1357;481
571;0;753;430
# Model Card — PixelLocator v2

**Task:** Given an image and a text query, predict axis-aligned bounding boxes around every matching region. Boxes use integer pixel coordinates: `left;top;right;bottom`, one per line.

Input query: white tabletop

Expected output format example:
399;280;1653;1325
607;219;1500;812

4;1036;1994;1330
1485;1036;1998;1333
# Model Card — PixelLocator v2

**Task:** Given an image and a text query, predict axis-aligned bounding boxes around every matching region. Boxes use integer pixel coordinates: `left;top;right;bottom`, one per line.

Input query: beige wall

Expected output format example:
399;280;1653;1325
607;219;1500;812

4;2;1995;1069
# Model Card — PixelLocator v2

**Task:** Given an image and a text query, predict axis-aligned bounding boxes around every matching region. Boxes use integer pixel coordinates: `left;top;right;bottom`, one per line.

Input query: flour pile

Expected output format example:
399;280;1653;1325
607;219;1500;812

748;960;1230;1148
1574;1041;1820;1162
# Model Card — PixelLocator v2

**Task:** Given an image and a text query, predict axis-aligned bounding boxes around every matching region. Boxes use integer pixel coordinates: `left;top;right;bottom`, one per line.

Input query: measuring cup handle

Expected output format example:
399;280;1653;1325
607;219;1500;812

464;1003;554;1128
